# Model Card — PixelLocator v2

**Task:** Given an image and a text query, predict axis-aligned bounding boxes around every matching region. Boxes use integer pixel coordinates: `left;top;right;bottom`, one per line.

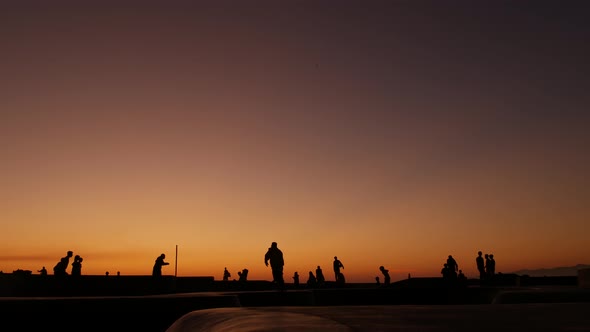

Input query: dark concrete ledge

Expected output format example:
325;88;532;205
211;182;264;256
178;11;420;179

492;288;590;304
0;293;240;332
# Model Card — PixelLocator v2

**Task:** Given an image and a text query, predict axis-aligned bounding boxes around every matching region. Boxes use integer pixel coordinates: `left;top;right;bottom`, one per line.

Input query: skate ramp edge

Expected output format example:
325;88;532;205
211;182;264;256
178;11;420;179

166;307;353;332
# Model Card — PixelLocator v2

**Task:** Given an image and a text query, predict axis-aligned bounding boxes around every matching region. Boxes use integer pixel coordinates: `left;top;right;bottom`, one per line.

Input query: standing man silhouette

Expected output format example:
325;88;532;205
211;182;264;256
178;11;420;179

489;254;496;277
476;251;486;280
152;253;169;277
223;267;231;281
333;256;344;281
264;242;284;288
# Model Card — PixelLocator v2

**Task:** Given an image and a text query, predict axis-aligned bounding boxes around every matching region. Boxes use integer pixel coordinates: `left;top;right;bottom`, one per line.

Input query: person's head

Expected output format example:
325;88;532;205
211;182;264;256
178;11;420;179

490;254;494;258
271;242;277;248
67;251;73;257
485;254;489;258
160;253;166;259
478;251;482;256
379;266;384;271
448;255;452;258
334;256;337;260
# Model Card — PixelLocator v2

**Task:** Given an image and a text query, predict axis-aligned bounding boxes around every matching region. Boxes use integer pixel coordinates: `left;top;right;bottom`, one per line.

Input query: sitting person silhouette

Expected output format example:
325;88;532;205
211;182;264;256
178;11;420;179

307;271;317;288
71;255;83;277
38;266;47;276
223;267;231;281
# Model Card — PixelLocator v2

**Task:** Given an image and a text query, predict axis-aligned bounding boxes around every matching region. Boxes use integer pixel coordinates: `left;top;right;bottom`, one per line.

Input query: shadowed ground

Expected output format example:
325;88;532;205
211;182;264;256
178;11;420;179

1;286;589;331
167;304;590;332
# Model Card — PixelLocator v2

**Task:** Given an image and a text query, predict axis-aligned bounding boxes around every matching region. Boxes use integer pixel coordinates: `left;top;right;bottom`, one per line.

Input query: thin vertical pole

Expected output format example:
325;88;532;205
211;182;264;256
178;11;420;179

175;245;178;278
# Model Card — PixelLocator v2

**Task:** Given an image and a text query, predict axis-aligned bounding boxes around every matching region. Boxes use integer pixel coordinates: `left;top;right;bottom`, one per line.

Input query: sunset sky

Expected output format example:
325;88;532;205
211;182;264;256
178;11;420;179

1;1;589;283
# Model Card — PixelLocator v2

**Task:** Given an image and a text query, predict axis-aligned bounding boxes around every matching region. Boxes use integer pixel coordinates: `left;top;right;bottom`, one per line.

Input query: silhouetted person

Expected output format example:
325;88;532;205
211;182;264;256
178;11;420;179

333;256;344;281
53;251;73;277
376;276;380;286
152;253;169;277
441;263;450;280
379;266;390;285
105;271;109;277
71;255;83;277
223;267;231;282
458;269;467;287
307;271;317;287
489;254;496;277
238;268;249;282
447;255;458;279
476;251;486;280
293;272;300;287
38;266;47;276
484;254;490;276
242;268;249;281
264;242;284;287
315;266;325;286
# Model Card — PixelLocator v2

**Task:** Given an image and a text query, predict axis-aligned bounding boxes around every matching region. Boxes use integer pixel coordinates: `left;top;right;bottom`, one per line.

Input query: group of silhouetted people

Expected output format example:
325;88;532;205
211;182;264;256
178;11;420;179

261;242;351;289
261;242;398;289
441;255;459;281
51;250;84;278
293;256;346;288
45;244;487;289
476;251;496;281
440;254;467;286
47;251;169;280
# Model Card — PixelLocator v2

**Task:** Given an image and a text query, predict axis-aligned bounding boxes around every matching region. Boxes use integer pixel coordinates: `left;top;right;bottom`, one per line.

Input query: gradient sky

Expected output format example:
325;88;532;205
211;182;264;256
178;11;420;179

1;1;589;282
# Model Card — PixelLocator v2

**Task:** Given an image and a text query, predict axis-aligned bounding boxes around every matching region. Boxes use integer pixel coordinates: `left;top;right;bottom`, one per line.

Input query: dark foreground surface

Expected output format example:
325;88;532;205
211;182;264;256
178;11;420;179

2;286;590;331
168;303;590;332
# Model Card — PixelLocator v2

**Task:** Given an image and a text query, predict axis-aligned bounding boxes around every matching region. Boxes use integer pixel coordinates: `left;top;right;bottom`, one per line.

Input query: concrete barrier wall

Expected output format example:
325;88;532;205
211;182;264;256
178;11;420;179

578;268;590;288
